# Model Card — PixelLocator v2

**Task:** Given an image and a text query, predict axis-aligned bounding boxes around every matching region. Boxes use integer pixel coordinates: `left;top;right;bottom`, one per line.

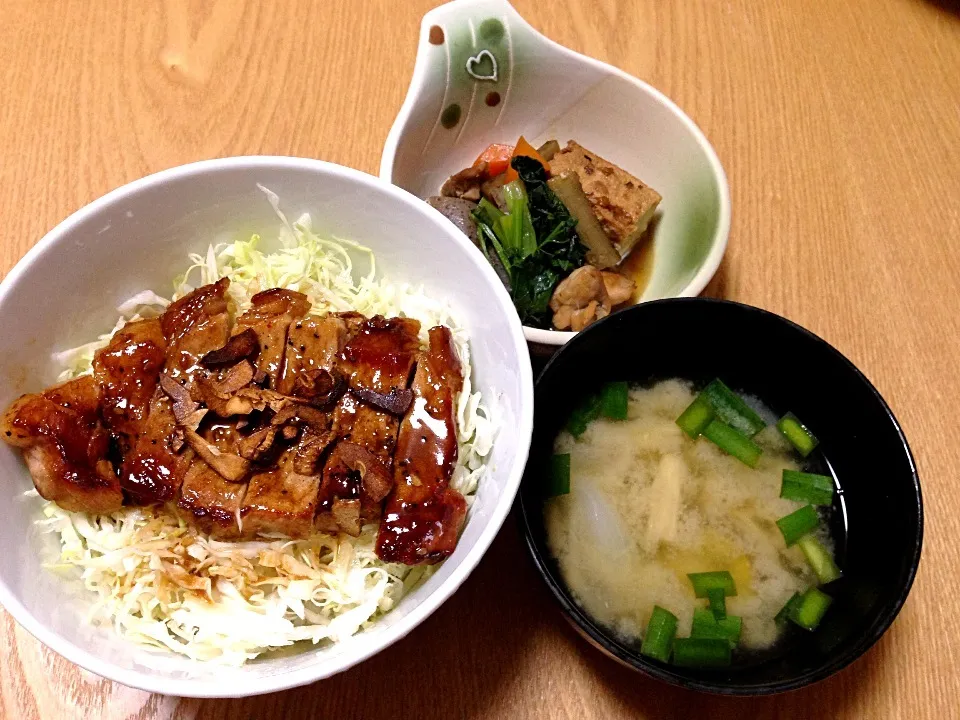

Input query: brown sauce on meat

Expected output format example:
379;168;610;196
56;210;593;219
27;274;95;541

4;279;469;564
376;328;465;564
93;319;166;439
339;316;420;393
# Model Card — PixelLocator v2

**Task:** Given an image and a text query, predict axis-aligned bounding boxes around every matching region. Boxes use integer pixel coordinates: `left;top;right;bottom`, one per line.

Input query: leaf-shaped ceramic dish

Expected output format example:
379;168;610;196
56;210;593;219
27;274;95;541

380;0;731;353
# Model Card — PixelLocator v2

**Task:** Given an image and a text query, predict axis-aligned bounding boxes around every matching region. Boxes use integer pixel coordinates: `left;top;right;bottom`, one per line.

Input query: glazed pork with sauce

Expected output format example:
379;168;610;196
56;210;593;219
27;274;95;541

1;280;467;565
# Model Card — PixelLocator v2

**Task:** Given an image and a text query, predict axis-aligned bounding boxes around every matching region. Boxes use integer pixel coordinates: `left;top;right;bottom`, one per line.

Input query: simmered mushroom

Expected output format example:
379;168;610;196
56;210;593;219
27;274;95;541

200;328;259;367
350;386;414;415
183;428;251;482
237;426;279;462
289;367;346;408
293;430;337;475
159;374;206;429
328;441;394;503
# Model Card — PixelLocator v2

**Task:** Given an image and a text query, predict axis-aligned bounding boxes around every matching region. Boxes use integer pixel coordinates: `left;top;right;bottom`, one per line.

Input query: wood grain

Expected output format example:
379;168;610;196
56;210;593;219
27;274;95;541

1;0;959;717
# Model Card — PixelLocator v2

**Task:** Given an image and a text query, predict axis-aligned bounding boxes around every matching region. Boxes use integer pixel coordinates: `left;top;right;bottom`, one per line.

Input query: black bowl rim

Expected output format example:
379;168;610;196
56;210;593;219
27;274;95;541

519;297;923;696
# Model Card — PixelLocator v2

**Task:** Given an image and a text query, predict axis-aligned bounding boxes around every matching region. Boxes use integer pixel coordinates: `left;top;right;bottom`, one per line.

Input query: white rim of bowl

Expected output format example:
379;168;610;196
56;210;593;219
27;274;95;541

379;1;731;348
0;155;534;698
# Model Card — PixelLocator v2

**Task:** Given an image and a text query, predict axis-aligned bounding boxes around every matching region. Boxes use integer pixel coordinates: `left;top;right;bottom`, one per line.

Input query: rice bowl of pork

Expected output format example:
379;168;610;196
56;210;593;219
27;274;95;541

0;156;533;697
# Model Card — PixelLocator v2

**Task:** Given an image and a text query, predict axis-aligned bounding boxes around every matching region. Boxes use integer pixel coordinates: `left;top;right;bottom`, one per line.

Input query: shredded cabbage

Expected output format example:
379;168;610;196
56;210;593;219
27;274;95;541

37;197;496;664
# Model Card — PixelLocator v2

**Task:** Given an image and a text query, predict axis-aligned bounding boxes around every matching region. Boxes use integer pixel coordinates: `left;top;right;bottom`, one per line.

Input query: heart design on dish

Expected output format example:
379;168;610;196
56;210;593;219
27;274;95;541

466;49;498;82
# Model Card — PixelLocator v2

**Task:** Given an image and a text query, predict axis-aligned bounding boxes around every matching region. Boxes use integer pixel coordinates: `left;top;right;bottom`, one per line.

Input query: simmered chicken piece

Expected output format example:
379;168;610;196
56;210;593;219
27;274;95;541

377;327;466;565
92;318;167;445
440;162;486;201
549;265;636;331
2;376;122;513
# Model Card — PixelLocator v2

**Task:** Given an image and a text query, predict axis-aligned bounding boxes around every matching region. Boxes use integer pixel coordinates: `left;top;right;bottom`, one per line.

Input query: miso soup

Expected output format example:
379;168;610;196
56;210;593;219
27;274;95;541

545;379;840;661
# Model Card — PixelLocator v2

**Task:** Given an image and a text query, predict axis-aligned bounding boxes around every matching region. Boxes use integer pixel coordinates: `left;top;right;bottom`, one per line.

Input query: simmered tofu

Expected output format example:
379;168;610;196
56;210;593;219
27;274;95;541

549;141;662;257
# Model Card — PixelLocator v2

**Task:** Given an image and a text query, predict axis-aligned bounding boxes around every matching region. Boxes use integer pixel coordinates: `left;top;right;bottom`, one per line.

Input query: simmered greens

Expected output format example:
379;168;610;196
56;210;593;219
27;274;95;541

473;156;586;326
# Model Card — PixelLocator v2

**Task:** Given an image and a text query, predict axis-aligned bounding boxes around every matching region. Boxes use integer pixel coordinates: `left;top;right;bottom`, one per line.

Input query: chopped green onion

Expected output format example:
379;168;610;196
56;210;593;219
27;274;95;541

789;587;833;630
707;588;727;620
600;381;629;420
676;395;714;438
781;470;835;506
547;454;571;497
672;638;732;667
776;505;820;546
688;571;737;598
566;394;602;437
640;606;678;662
702;379;767;437
777;412;819;457
775;592;803;625
690;607;742;647
702;419;763;468
798;534;843;584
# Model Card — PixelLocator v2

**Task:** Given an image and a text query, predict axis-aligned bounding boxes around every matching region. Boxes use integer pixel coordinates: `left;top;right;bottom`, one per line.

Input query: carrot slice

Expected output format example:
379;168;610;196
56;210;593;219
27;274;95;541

503;136;551;183
472;143;514;178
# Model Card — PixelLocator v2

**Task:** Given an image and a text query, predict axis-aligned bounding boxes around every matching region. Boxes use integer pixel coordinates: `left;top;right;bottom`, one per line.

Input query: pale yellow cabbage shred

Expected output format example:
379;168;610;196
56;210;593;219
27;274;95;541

37;200;496;665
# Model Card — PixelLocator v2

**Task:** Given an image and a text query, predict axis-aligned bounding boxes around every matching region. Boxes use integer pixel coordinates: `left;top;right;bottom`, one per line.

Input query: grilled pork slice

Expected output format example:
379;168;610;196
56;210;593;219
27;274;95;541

160;278;231;393
377;327;465;565
2;376;122;513
177;421;247;537
315;440;394;536
339;316;420;396
315;317;420;536
333;393;399;465
240;449;321;539
178;462;247;539
332;315;421;461
92;318;166;445
121;389;192;503
277;314;348;401
232;289;311;387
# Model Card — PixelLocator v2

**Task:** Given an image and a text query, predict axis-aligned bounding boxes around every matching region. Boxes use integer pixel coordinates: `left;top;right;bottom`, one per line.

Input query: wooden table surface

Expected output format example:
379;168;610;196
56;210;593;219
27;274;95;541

1;0;959;717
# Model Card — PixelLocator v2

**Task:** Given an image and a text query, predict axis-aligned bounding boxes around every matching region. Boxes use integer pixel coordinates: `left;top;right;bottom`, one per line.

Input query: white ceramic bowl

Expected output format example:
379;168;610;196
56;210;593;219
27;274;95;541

380;0;731;353
0;157;533;697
